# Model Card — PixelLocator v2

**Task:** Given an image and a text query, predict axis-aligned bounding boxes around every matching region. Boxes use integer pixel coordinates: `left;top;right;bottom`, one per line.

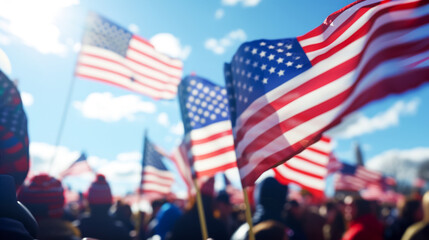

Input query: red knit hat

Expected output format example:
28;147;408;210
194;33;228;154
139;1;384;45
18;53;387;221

17;173;65;219
86;174;112;205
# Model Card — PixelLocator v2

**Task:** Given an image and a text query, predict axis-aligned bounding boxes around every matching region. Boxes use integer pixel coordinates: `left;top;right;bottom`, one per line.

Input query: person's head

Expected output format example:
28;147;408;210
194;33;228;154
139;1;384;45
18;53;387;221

255;177;288;210
253;220;288;240
17;173;65;220
399;198;423;223
86;174;112;213
215;190;232;218
344;197;371;221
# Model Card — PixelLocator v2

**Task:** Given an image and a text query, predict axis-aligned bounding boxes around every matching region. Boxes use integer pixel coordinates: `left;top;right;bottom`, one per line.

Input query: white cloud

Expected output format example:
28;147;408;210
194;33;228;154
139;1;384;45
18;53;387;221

0;48;11;75
150;33;191;60
73;42;81;53
367;147;429;183
73;92;156;122
157;112;170;127
215;9;225;19
117;152;142;162
30;142;81;176
170;121;184;135
0;0;79;56
328;99;420;139
222;0;261;7
128;23;140;34
20;92;34;107
205;29;247;55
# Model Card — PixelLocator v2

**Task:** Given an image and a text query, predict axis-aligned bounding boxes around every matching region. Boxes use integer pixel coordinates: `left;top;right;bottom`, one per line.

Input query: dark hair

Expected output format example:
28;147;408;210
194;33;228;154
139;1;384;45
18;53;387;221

253;220;287;240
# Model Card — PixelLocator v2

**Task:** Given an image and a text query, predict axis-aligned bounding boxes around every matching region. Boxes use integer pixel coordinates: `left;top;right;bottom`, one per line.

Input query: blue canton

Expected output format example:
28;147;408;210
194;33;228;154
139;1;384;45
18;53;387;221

82;12;133;57
225;38;312;127
143;138;168;170
179;76;230;133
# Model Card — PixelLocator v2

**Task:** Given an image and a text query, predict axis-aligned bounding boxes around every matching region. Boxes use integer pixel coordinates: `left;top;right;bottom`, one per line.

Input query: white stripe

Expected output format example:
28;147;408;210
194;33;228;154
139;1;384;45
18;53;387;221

126;55;181;84
305;3;429;60
191;134;234;156
299;0;418;47
275;164;325;190
297;149;330;165
310;139;332;153
141;183;171;193
190;120;232;140
286;157;327;177
193;151;237;172
129;38;183;68
144;166;175;180
126;47;182;77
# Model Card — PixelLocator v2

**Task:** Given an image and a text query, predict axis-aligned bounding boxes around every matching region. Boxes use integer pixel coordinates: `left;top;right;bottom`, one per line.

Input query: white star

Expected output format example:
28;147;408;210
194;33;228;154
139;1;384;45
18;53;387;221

261;64;267;70
241;70;245;76
259;51;266;57
245;59;251;65
277;42;284;46
295;56;301;60
239;57;244;62
286;44;292;49
252;62;258;68
286;52;292;57
286;61;293;67
254;75;260;81
268;45;275;49
277;70;285;77
277;57;284;64
249;86;253;92
269;67;276;74
246;72;252;78
263;78;268;84
244;97;248;103
244;46;250;52
277;49;284;53
252;48;258;54
268;54;275;61
260;42;266;46
296;64;303;69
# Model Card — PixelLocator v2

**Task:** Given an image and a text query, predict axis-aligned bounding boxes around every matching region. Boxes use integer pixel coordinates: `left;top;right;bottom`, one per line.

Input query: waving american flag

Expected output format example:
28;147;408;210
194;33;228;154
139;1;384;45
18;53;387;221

225;0;429;187
76;12;183;99
178;76;237;178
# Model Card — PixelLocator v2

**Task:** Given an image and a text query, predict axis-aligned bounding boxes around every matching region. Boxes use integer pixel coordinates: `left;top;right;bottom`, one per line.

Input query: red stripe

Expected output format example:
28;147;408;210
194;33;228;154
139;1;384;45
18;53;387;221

297;0;372;41
283;162;324;179
292;155;326;168
191;129;233;145
78;53;180;86
142;180;173;188
126;54;181;80
193;146;235;161
128;43;183;71
195;162;237;177
310;7;429;65
273;169;324;197
5;142;23;154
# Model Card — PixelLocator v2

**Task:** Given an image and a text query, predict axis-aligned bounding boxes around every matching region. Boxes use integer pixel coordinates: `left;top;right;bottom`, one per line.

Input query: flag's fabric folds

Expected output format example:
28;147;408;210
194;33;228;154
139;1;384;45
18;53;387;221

273;136;332;198
225;0;429;187
76;12;183;99
178;76;237;178
59;153;93;179
170;140;194;196
140;137;175;197
334;163;384;192
0;71;29;188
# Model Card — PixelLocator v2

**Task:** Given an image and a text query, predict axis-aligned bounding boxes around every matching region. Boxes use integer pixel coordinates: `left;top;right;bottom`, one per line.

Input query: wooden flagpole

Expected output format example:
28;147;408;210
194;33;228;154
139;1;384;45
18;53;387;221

48;75;78;174
193;178;208;240
242;187;255;240
136;130;148;237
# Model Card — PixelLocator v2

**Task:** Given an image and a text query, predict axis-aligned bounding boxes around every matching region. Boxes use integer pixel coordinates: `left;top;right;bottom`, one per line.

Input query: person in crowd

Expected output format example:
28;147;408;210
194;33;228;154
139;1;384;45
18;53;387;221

0;174;37;240
111;200;135;233
384;198;422;240
284;200;308;240
342;197;384;240
321;201;346;240
253;220;289;240
168;178;229;240
148;202;182;240
214;190;237;237
401;191;429;240
74;174;131;240
17;173;81;240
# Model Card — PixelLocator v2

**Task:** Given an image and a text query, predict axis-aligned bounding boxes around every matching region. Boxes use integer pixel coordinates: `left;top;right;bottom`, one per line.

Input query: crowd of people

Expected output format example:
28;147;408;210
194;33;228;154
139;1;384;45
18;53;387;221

1;173;428;240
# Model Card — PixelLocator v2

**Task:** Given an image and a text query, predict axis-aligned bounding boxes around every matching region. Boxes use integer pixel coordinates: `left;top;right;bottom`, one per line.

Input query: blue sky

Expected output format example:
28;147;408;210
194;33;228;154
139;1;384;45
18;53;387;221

1;0;428;196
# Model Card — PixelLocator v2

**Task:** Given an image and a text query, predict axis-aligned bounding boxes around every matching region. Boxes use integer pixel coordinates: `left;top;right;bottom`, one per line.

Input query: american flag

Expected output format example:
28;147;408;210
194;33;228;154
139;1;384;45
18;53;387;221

0;70;29;188
170;140;194;196
224;0;429;187
58;153;93;179
140;137;175;196
178;76;237;178
273;136;332;198
334;163;383;192
76;12;183;99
